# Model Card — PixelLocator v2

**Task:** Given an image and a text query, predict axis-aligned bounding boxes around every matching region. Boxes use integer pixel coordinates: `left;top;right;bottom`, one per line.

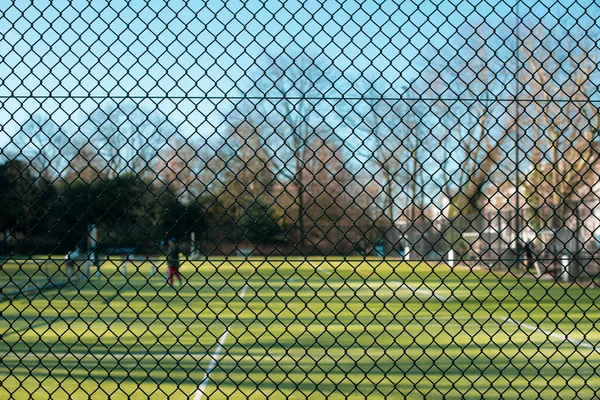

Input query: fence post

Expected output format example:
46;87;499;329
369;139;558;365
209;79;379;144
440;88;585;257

561;255;570;282
87;224;98;278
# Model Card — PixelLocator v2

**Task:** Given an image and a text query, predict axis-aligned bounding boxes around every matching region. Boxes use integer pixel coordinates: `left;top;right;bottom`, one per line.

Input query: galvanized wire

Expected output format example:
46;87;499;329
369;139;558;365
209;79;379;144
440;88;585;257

1;1;600;398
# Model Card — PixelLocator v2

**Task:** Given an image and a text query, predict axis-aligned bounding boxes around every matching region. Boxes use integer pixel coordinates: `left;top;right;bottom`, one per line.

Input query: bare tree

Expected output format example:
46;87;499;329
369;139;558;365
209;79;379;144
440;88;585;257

85;102;169;179
86;103;126;178
355;83;427;225
421;22;513;217
519;25;600;216
65;142;106;183
304;137;355;252
257;53;341;246
516;25;600;277
216;117;279;221
15;113;67;181
396;89;430;221
154;134;199;204
129;109;171;179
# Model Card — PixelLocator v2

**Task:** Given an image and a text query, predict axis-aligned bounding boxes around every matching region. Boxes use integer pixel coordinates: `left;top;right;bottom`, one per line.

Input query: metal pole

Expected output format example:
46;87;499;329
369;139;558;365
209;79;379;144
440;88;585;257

514;0;522;270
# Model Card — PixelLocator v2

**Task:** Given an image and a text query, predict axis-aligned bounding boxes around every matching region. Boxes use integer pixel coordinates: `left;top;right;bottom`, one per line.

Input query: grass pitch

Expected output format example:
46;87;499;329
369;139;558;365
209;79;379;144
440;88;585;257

1;257;599;399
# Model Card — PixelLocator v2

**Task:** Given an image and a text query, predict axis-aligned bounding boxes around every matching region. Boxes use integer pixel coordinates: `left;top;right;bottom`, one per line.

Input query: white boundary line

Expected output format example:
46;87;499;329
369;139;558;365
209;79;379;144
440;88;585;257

0;349;205;361
193;283;249;400
261;273;449;302
388;280;449;301
500;317;600;353
316;266;332;276
312;265;449;302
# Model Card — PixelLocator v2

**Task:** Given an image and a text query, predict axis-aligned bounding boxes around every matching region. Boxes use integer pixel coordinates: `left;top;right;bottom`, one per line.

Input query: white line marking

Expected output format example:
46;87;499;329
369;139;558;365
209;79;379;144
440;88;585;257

194;328;231;400
253;277;449;301
238;284;248;299
317;266;332;276
0;350;205;361
500;317;600;353
389;280;449;301
194;283;249;400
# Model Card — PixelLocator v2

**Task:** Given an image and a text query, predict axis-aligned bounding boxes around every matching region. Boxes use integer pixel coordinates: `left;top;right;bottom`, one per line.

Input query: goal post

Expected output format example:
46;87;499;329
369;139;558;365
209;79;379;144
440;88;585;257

190;231;202;260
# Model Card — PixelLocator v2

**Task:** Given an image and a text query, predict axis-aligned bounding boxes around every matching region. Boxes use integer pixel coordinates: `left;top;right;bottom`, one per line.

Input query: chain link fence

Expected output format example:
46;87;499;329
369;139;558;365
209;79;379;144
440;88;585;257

1;1;600;398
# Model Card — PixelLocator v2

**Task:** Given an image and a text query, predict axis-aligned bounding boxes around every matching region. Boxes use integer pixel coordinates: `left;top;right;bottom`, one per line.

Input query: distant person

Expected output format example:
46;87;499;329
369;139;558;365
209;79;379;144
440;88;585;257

166;238;183;288
524;240;535;271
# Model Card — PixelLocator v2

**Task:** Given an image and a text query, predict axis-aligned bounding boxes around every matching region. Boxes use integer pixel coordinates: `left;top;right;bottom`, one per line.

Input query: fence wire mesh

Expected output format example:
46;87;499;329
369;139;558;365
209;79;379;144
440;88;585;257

1;0;600;398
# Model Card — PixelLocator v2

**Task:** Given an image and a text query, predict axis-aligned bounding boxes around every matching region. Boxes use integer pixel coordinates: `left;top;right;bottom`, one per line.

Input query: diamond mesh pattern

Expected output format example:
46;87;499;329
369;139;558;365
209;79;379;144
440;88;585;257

1;1;600;399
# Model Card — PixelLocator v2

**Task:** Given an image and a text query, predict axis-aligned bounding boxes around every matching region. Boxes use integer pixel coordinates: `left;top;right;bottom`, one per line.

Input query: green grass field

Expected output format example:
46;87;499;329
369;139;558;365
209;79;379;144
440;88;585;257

1;258;600;399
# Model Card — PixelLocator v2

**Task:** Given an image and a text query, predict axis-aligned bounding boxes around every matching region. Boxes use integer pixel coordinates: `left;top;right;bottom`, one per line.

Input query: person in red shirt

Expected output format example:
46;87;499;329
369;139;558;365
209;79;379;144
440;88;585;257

166;238;183;288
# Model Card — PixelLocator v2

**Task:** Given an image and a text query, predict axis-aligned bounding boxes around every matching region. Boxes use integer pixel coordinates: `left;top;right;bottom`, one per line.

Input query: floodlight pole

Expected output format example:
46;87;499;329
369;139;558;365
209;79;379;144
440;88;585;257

514;0;523;269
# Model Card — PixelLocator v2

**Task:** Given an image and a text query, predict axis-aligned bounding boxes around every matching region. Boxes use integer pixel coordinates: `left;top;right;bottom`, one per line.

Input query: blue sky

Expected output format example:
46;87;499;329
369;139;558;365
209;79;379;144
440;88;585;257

0;1;498;134
0;0;597;152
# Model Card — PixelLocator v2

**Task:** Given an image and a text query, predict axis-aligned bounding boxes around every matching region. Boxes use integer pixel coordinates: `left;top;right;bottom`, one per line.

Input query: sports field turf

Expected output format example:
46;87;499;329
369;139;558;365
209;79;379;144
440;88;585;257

1;258;599;399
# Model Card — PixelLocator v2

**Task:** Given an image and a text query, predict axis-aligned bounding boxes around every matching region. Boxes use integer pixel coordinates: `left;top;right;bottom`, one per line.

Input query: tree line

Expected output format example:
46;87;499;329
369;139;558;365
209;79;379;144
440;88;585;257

1;21;599;259
0;109;394;256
